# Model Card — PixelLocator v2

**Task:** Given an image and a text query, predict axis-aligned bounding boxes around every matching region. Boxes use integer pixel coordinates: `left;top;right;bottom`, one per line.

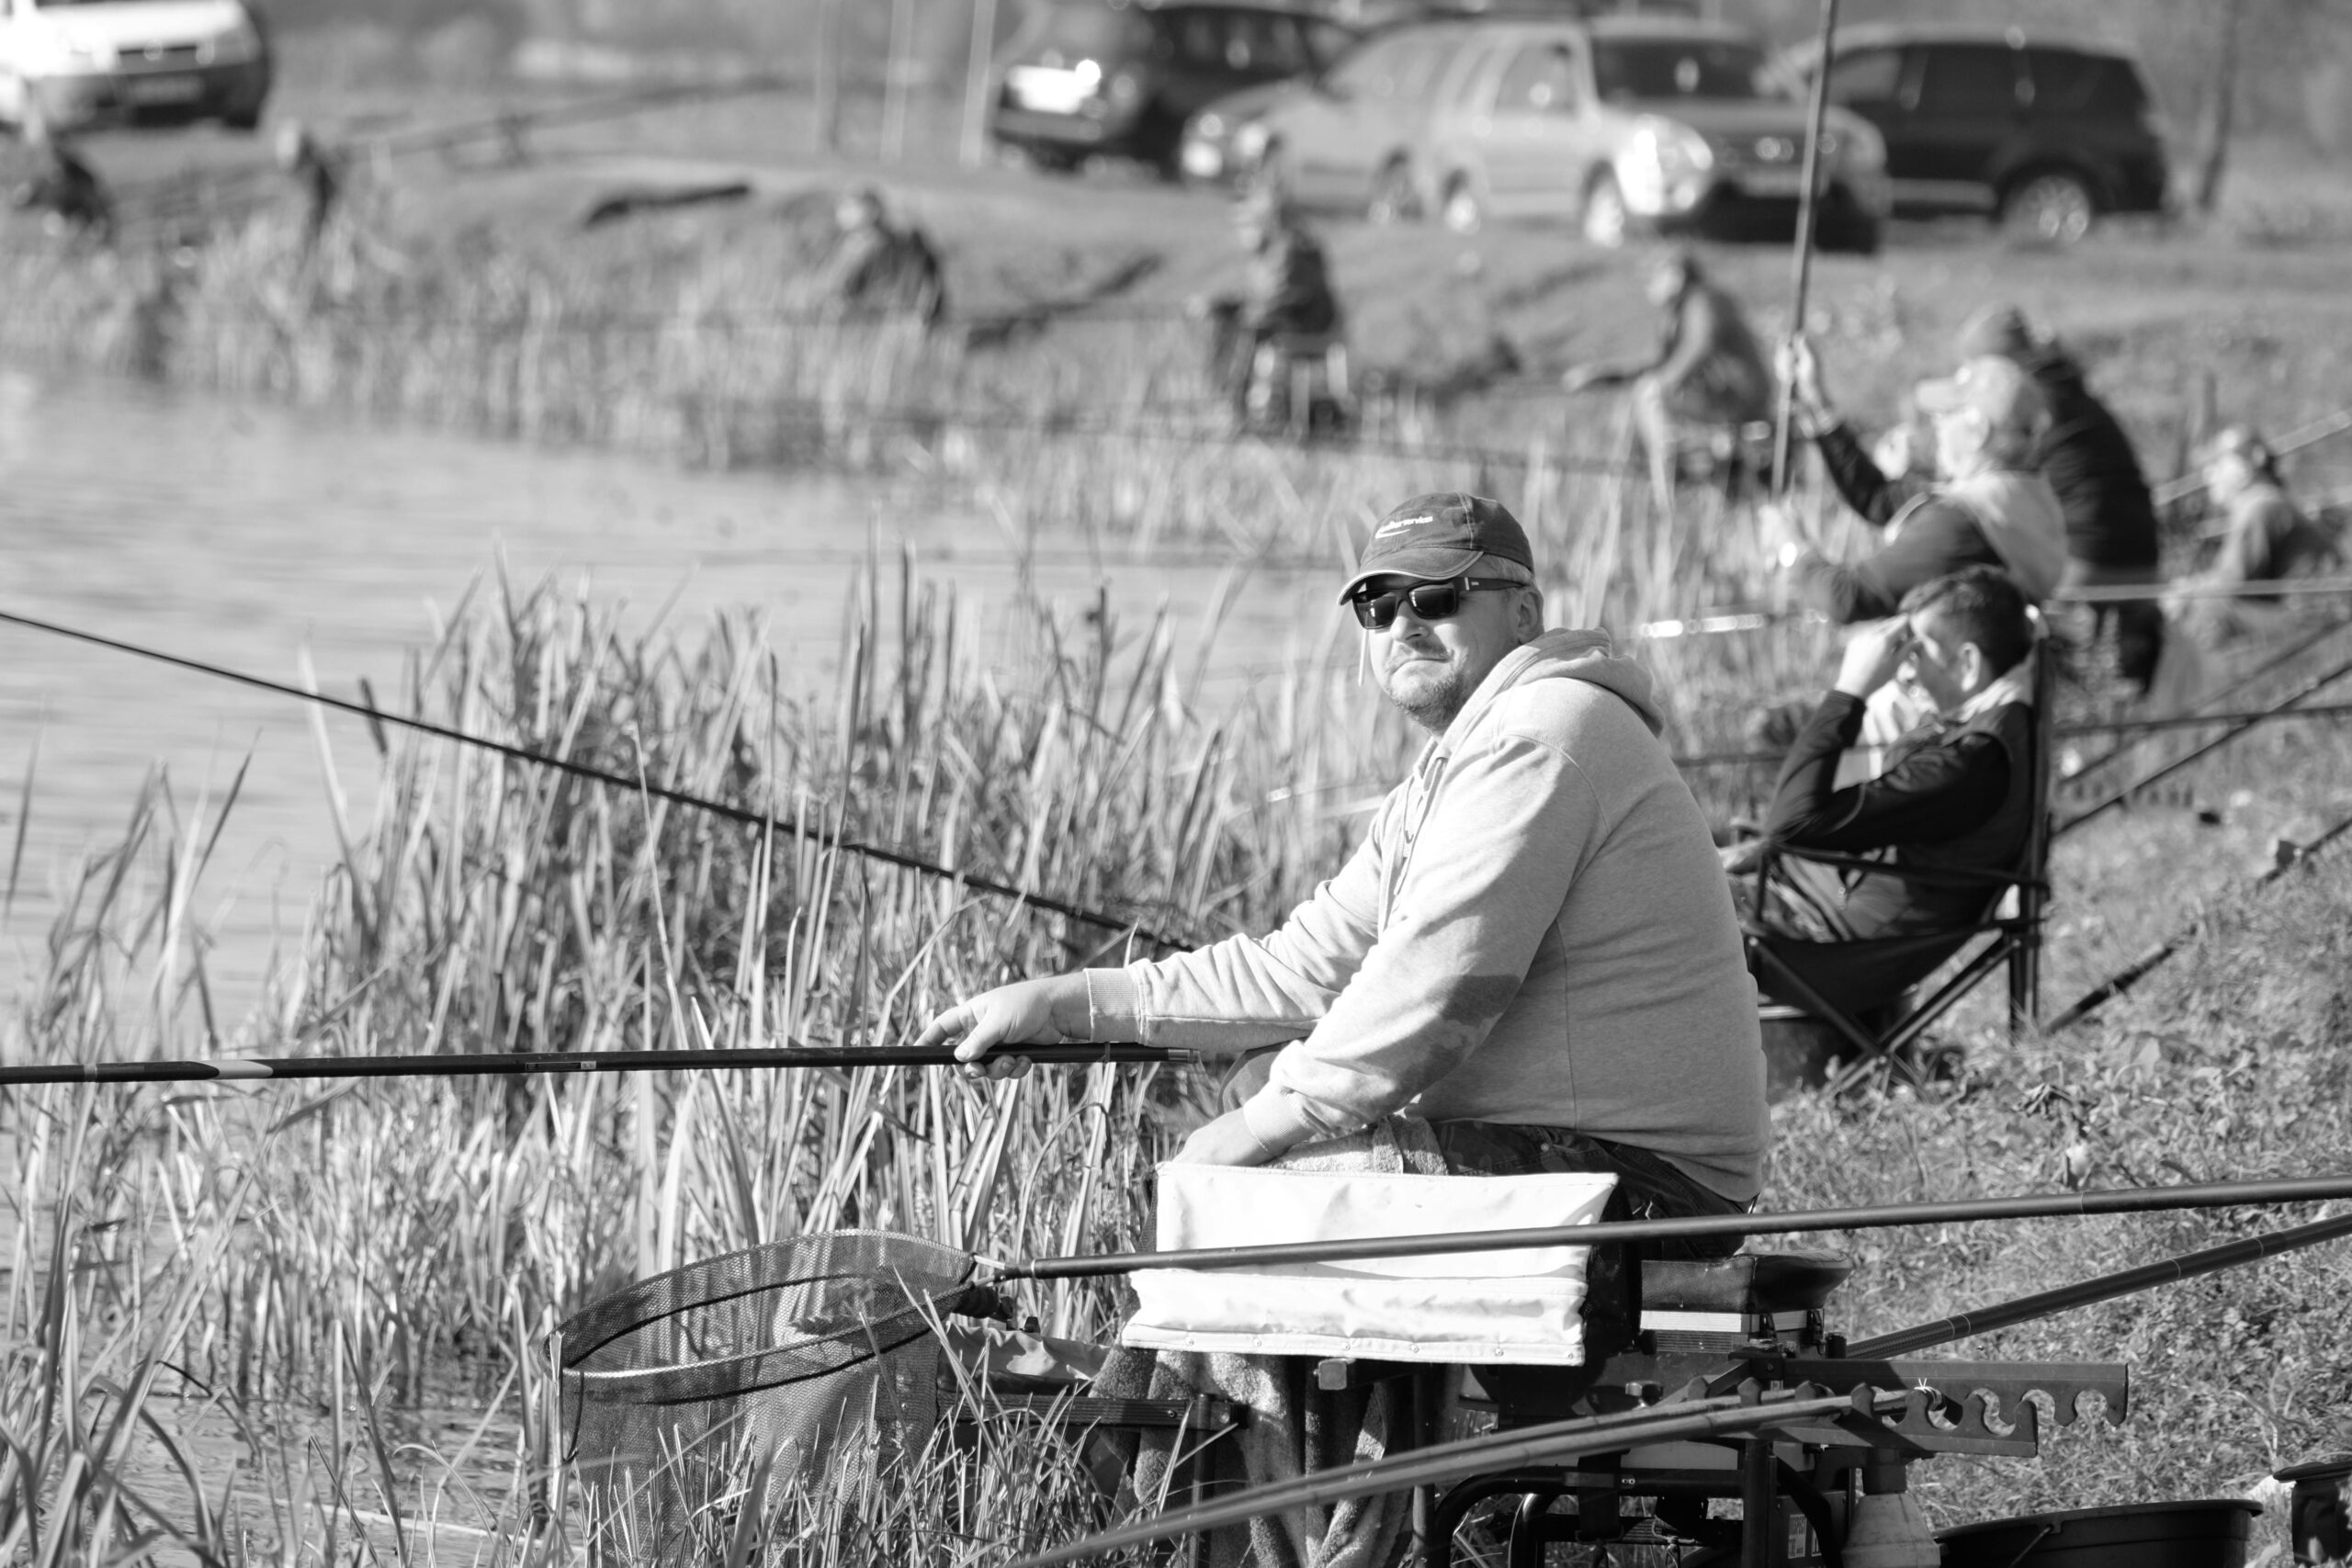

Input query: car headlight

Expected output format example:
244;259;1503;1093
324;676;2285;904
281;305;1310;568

210;15;265;63
1835;116;1885;173
1233;120;1269;161
39;27;118;70
1194;111;1226;141
1620;117;1714;212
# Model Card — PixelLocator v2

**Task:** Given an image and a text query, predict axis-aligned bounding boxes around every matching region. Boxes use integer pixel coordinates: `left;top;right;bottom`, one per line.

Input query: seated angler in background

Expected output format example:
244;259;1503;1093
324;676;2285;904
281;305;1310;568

1736;568;2040;1017
1768;338;2067;625
2189;425;2343;609
1952;304;2168;697
1562;246;1772;506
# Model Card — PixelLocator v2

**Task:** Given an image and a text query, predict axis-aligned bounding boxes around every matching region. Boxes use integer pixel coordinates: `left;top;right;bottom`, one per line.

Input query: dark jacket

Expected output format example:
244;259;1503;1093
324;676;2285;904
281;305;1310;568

1762;690;2035;941
1242;227;1340;339
2019;347;2161;572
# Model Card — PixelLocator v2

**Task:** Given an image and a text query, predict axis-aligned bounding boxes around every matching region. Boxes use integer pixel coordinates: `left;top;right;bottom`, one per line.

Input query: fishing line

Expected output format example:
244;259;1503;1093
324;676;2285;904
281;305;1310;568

0;605;1193;951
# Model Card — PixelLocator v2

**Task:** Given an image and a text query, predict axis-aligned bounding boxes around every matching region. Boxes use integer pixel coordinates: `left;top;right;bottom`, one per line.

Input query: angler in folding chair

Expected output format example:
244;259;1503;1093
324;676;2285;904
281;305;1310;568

1733;568;2055;1087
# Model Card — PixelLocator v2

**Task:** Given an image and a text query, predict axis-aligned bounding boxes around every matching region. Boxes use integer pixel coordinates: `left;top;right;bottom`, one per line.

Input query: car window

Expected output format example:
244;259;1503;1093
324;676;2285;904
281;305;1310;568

1303;19;1358;70
1327;33;1410;95
1173;12;1229;69
1328;28;1455;99
2026;48;2147;117
1914;44;2022;115
1495;43;1582;114
1027;4;1153;59
1825;46;1903;105
1591;39;1770;103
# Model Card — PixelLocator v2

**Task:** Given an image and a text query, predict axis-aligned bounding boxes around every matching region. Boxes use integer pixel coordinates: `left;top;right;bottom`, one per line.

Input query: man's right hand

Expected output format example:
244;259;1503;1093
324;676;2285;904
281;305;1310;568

1776;334;1830;422
1833;617;1917;700
912;975;1091;1080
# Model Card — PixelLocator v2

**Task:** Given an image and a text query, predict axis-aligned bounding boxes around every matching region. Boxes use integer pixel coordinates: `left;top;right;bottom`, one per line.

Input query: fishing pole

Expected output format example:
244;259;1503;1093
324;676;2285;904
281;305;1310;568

2048;800;2352;1031
2152;406;2352;507
1668;698;2352;773
2055;643;2352;838
0;604;1192;951
1770;0;1841;506
1846;1206;2352;1359
1001;1172;2352;1280
0;1042;1192;1088
2053;610;2349;784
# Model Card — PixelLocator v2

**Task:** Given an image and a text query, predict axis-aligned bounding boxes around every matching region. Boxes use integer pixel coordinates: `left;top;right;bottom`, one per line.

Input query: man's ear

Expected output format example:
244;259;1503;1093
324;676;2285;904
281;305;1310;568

1514;586;1546;639
1958;640;1988;689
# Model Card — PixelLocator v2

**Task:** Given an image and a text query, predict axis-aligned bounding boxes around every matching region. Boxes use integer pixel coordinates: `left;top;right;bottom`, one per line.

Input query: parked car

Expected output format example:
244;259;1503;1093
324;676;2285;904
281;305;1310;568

990;0;1355;177
0;0;271;133
1781;24;2170;245
1246;14;1889;248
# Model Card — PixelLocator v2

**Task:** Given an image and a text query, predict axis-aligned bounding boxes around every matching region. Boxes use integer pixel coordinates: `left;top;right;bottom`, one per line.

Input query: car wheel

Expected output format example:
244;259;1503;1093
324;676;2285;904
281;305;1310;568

1368;159;1421;225
1817;213;1882;255
2002;170;2097;247
1440;176;1482;236
1025;145;1085;175
1580;172;1629;248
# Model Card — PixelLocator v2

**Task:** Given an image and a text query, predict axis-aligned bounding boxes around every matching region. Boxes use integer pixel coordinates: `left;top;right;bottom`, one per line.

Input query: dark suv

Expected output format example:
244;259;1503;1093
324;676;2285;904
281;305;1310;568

1786;25;2170;244
991;1;1355;176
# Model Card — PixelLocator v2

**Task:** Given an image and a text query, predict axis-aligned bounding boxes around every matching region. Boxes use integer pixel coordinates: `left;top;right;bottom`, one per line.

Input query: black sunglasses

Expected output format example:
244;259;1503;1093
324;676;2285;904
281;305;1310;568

1347;576;1518;632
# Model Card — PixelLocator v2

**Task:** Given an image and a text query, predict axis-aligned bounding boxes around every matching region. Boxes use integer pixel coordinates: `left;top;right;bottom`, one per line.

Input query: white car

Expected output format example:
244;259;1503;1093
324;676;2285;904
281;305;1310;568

0;0;272;133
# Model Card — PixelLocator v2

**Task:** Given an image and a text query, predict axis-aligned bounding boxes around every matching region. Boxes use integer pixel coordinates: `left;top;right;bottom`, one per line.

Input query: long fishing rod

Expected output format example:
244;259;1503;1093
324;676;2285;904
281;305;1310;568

2055;643;2352;838
0;1042;1190;1088
2048;800;2352;1031
1770;0;1841;502
0;605;1191;951
1010;1386;1908;1568
2054;610;2348;785
1668;699;2352;773
2152;406;2352;507
1846;1206;2352;1359
1001;1172;2352;1280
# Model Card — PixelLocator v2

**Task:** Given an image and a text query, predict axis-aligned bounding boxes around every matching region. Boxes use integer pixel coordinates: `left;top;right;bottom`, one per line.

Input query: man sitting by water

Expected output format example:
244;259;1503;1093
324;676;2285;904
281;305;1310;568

1737;568;2040;1018
917;491;1767;1562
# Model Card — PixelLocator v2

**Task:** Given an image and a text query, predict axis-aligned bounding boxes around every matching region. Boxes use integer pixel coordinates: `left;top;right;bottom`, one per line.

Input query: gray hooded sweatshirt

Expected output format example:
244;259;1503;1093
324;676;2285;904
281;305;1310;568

1088;628;1770;1201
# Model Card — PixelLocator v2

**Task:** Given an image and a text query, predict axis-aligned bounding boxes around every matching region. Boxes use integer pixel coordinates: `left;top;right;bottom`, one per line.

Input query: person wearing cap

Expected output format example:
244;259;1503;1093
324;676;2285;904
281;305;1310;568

919;491;1766;1203
1563;247;1772;505
1738;567;2041;1016
818;183;947;328
1771;337;2068;624
1193;188;1343;426
1953;303;2166;694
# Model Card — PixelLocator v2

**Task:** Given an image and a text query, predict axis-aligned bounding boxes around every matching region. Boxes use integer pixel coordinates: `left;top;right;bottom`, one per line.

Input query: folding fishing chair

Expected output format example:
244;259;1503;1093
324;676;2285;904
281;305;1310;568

1743;649;2056;1090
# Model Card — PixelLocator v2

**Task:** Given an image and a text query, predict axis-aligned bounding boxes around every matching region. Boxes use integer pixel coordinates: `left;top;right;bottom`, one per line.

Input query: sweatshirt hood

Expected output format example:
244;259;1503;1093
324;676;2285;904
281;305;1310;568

1446;627;1665;742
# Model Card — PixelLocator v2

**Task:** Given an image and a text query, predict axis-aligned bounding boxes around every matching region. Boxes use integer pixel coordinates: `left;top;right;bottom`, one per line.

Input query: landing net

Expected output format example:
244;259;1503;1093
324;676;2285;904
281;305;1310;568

557;1230;990;1540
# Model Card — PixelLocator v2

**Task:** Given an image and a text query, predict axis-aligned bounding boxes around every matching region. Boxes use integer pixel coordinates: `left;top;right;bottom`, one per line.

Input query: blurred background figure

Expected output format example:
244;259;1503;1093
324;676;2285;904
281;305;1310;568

1953;303;2166;697
2177;425;2345;643
820;184;947;329
275;120;344;254
1561;247;1770;506
1194;186;1344;433
9;119;113;244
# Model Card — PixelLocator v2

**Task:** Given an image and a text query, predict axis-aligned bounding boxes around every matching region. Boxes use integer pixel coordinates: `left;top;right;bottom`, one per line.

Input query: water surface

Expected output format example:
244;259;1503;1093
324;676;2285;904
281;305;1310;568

0;371;1339;1020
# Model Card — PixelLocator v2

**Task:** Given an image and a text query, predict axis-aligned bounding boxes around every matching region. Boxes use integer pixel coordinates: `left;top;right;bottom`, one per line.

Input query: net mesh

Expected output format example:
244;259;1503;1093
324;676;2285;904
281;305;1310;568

557;1230;989;1543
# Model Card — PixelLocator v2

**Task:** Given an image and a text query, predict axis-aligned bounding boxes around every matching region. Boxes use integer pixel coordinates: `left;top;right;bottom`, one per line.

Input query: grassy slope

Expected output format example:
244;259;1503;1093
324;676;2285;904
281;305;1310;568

1774;840;2352;1539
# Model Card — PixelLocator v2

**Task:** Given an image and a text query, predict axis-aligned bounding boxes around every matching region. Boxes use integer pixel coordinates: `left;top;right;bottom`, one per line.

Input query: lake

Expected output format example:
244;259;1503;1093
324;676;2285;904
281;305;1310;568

0;369;1341;1021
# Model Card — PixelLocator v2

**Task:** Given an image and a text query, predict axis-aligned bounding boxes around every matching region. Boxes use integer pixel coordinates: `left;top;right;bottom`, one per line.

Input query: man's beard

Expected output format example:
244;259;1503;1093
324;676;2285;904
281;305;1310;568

1387;669;1472;733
